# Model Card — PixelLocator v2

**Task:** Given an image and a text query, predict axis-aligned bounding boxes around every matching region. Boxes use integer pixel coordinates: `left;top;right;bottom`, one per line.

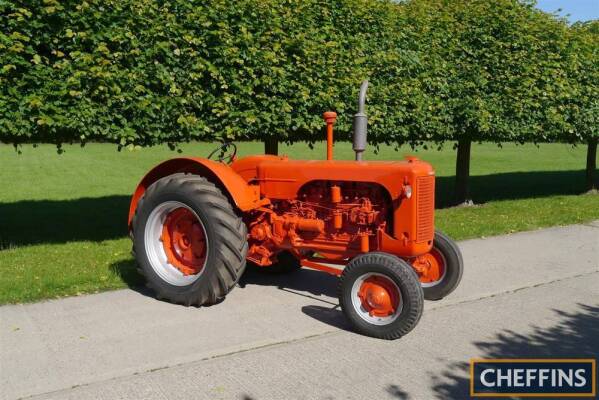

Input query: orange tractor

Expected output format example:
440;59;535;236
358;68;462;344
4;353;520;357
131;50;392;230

129;81;463;339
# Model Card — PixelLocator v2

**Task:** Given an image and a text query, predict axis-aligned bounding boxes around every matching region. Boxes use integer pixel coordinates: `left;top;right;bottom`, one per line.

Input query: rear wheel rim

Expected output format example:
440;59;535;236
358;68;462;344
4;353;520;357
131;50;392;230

351;273;403;325
144;201;208;286
412;248;446;287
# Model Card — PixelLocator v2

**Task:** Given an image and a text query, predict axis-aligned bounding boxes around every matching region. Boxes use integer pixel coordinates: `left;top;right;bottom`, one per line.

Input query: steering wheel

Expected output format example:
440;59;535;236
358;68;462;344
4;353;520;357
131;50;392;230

207;142;237;164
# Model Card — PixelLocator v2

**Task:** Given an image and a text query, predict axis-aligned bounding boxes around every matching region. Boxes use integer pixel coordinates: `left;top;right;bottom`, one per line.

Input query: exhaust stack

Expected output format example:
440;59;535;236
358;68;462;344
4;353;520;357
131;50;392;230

352;80;369;161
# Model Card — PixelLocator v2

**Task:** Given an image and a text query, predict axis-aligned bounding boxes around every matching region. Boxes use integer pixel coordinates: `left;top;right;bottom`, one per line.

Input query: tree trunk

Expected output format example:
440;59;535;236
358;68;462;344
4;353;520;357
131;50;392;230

454;138;472;205
586;137;598;192
264;137;278;155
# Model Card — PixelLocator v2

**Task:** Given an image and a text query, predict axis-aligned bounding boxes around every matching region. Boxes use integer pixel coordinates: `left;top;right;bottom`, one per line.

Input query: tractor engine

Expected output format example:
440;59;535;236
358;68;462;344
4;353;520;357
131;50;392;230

247;181;391;265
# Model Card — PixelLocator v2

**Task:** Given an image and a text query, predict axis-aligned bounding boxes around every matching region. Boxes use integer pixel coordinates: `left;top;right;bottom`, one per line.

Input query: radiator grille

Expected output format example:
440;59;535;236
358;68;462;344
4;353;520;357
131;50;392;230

416;175;435;243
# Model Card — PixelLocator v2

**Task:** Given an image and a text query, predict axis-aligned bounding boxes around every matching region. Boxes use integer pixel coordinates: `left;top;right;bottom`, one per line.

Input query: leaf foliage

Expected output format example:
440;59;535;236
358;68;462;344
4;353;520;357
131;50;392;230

0;0;594;148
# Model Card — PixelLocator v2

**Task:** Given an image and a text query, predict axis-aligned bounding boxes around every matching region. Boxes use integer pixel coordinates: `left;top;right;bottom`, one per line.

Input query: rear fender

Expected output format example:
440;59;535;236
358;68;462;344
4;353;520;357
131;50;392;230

128;157;261;228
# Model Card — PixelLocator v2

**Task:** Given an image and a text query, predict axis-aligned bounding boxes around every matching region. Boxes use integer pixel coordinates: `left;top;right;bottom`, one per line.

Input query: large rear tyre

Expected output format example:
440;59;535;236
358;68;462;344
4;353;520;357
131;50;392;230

339;252;424;340
131;173;248;306
411;231;464;300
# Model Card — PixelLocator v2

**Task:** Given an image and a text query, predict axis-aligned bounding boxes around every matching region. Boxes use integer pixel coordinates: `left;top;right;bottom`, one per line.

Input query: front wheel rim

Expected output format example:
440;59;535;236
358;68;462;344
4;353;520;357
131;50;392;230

144;201;208;286
350;273;403;325
412;248;447;288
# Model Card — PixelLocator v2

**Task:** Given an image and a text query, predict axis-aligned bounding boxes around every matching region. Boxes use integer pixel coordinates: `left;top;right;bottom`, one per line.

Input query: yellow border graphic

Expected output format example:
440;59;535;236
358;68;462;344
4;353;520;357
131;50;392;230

469;358;597;398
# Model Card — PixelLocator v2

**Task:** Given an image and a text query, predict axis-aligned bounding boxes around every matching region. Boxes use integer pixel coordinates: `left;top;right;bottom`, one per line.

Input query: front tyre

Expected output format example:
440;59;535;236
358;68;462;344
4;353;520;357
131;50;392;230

411;231;464;300
132;173;248;306
339;252;424;340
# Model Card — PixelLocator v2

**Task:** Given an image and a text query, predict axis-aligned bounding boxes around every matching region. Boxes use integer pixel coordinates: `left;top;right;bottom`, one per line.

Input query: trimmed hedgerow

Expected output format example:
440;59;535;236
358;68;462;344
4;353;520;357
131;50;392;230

0;0;420;148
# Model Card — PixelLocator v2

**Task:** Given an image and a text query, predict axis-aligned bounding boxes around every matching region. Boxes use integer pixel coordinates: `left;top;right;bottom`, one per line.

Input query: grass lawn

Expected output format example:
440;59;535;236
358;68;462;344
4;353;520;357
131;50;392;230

1;141;597;304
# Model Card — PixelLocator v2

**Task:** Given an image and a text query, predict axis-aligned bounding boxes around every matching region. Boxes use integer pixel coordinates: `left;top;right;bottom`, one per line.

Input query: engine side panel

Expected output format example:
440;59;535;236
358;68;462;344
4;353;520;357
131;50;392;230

256;159;418;200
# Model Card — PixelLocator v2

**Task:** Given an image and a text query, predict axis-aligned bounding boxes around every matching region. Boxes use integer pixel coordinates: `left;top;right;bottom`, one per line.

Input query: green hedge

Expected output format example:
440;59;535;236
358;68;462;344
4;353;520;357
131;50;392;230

0;0;594;150
562;21;598;144
1;0;419;148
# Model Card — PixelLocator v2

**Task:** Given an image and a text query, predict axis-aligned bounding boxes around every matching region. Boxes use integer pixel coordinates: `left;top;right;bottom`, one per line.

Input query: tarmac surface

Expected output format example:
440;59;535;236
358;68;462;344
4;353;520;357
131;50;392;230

1;222;598;400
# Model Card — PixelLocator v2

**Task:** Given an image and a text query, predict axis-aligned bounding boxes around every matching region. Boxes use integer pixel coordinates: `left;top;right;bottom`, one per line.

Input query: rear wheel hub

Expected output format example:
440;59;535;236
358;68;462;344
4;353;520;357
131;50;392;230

161;208;207;276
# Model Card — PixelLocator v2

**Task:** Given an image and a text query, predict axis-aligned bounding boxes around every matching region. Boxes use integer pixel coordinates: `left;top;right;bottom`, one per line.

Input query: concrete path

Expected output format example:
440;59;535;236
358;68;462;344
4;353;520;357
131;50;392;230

1;222;598;400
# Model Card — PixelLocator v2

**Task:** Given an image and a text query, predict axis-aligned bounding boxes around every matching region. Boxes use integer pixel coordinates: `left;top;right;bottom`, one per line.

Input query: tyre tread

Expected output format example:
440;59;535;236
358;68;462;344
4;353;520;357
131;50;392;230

339;252;424;340
423;231;464;300
131;173;247;307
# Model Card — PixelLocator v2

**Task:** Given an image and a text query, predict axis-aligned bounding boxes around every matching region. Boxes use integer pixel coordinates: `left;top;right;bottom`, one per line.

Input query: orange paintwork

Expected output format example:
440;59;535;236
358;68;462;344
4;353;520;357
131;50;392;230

246;157;435;257
160;207;206;275
252;158;431;200
130;149;436;267
300;259;343;276
323;111;337;160
244;180;390;264
358;275;400;317
411;248;445;283
330;185;342;203
128;157;264;228
230;154;286;182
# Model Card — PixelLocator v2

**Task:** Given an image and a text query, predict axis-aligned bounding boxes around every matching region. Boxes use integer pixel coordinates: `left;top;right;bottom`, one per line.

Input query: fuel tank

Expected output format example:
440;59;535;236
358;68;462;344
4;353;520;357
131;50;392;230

232;155;433;200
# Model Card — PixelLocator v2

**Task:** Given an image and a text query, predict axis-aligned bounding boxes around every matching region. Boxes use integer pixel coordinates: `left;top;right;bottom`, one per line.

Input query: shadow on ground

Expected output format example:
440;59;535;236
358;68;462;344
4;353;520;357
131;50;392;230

0;195;130;248
239;266;339;301
426;303;599;399
0;170;590;247
240;264;366;333
386;384;412;400
109;263;598;399
434;170;588;207
110;258;345;314
109;258;145;289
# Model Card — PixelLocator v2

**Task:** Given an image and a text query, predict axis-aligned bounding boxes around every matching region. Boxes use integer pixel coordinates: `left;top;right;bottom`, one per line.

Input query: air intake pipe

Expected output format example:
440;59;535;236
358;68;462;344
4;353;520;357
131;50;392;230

352;80;369;161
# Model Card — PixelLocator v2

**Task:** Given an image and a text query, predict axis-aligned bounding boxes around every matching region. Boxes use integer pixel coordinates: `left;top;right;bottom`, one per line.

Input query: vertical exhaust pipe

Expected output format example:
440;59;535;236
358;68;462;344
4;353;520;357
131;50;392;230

323;111;337;161
352;80;369;161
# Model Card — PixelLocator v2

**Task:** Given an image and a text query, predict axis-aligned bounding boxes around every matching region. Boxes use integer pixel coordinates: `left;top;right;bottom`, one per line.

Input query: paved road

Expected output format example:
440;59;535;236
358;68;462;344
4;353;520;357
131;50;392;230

1;222;598;400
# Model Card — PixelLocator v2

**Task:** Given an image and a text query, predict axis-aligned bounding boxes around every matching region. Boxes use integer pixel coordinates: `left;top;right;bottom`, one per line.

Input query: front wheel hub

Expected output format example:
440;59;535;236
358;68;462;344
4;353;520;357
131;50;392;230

351;273;403;325
358;277;398;317
411;249;446;287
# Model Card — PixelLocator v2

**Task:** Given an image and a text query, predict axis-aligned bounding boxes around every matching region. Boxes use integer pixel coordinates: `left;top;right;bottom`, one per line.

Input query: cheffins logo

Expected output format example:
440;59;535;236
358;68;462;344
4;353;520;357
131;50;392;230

470;359;596;397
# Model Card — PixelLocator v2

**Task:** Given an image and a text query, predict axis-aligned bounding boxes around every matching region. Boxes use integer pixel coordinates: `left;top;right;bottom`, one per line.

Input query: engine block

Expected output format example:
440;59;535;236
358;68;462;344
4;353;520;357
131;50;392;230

247;181;391;265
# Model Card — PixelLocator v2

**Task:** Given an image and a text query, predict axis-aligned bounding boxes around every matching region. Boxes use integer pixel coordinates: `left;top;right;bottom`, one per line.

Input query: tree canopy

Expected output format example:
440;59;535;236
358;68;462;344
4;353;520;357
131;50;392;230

564;20;598;144
1;0;404;148
394;0;589;201
1;0;596;192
